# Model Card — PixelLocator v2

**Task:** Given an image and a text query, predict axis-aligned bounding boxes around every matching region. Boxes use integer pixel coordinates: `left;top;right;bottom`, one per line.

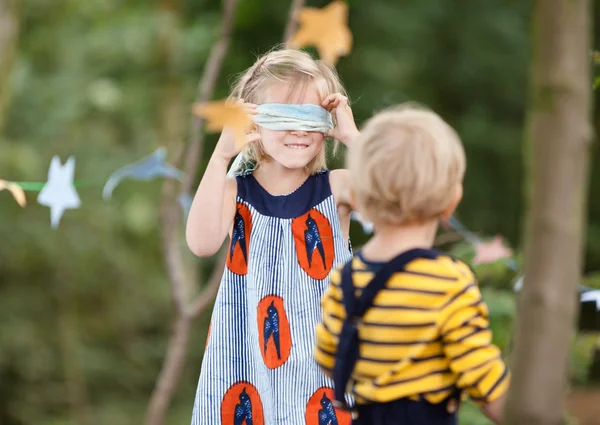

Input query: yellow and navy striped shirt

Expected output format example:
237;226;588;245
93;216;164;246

315;251;510;406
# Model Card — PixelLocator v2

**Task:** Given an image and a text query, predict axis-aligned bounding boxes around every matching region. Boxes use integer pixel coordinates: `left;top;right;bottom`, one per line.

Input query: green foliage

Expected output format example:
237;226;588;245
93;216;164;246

0;0;599;424
458;400;494;425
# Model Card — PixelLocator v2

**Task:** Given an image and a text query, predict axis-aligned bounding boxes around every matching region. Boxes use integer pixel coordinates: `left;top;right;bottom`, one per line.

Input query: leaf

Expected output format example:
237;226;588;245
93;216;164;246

192;100;252;149
594;76;600;90
0;179;26;207
288;0;353;66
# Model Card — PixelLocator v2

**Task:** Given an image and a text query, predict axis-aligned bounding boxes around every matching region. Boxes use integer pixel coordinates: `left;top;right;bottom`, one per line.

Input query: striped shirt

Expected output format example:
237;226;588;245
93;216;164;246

314;250;510;406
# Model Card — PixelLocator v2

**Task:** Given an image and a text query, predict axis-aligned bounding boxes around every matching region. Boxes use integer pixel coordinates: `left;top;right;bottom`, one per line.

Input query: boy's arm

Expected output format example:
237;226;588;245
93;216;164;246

314;268;346;378
439;274;510;425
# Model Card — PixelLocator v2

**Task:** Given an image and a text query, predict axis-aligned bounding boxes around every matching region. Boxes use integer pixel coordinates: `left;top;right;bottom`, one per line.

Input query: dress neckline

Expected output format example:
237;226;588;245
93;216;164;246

249;170;325;198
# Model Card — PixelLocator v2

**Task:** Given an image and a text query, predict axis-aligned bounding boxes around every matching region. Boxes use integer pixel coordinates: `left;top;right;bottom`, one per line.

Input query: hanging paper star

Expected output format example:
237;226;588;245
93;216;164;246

288;0;353;66
472;235;513;266
102;147;184;200
192;100;252;149
37;156;81;228
580;290;600;311
0;179;26;207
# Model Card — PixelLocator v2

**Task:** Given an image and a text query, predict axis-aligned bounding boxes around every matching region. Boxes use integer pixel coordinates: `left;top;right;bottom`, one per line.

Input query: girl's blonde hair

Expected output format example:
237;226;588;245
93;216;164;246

230;48;347;174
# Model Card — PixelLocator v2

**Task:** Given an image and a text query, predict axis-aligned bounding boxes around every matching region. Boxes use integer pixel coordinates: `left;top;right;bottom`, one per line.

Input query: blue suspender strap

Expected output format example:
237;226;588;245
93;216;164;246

333;248;439;419
332;260;361;417
332;249;437;418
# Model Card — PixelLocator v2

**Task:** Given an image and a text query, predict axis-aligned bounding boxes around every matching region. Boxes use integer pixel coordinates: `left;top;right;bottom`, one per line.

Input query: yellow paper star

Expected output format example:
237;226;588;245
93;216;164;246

0;179;26;207
288;0;353;66
192;100;253;149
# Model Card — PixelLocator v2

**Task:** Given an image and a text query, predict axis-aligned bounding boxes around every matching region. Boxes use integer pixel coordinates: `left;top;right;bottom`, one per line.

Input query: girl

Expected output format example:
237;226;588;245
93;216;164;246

186;48;359;425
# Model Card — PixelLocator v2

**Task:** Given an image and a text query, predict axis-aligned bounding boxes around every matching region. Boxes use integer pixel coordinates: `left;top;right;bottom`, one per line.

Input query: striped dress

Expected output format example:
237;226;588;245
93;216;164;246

191;170;353;425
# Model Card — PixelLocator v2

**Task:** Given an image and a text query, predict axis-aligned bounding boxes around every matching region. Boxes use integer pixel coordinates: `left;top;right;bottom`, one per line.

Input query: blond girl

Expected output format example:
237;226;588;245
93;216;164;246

186;48;358;425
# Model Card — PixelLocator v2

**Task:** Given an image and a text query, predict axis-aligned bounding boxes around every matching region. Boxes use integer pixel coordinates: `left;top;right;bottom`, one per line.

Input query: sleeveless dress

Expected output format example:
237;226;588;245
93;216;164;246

191;170;353;425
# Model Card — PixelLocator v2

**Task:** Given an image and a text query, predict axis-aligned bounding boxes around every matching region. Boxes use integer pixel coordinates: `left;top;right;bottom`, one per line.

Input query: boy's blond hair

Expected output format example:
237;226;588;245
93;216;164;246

230;48;347;174
347;103;466;226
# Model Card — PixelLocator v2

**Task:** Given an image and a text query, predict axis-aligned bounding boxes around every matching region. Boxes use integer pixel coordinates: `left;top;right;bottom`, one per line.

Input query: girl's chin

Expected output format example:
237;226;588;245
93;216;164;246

266;153;316;170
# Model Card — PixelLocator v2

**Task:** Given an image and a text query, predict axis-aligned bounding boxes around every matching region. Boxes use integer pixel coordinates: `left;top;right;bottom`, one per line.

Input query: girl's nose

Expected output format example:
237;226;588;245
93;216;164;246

290;129;308;136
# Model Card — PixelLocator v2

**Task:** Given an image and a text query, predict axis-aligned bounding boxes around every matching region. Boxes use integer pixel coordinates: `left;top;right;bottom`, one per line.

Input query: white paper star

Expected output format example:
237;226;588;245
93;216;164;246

581;290;600;311
37;156;81;228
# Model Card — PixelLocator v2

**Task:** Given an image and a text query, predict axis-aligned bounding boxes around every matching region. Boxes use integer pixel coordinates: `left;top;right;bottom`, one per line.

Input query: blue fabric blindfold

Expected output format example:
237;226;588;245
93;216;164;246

227;104;333;177
252;103;334;134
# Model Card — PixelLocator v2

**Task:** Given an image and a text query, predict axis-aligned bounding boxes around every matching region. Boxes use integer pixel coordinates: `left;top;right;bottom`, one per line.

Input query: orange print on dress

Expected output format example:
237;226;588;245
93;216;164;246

257;295;292;369
221;381;264;425
305;387;352;425
226;202;252;275
292;208;335;280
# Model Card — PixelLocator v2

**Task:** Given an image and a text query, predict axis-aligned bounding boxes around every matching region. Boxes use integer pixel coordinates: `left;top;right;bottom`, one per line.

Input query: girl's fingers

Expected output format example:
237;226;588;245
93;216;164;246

322;94;335;108
242;103;258;115
322;93;347;105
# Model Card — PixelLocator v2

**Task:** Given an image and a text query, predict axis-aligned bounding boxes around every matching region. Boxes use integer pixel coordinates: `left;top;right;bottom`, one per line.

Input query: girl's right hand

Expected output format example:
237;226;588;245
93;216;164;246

212;101;261;162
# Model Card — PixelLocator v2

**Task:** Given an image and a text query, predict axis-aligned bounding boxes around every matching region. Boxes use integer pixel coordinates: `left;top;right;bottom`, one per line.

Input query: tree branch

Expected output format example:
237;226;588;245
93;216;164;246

151;1;304;423
0;0;19;133
182;0;239;194
160;178;189;315
188;248;226;319
145;316;192;425
283;0;305;46
149;1;240;423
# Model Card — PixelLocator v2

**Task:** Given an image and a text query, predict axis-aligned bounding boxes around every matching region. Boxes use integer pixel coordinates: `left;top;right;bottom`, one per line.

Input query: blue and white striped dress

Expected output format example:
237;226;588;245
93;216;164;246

191;170;353;425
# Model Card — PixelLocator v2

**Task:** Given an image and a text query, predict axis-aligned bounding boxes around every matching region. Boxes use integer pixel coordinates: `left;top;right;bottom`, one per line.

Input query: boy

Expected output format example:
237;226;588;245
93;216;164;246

314;104;509;424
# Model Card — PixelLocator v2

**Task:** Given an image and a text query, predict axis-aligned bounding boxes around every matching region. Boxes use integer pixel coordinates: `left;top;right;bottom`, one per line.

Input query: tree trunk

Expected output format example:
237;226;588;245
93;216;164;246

504;0;593;424
0;0;19;133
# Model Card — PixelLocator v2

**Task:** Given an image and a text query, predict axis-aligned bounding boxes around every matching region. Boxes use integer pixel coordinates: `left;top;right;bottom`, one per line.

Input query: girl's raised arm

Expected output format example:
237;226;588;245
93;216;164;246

186;103;259;257
185;155;238;257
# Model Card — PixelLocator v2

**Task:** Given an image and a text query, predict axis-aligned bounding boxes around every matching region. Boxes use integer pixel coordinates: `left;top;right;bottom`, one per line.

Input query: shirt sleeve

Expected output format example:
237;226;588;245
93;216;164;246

439;275;510;405
314;268;346;374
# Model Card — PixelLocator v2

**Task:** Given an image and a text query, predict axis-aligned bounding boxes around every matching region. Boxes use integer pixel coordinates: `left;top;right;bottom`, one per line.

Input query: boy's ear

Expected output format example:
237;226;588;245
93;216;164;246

441;184;463;219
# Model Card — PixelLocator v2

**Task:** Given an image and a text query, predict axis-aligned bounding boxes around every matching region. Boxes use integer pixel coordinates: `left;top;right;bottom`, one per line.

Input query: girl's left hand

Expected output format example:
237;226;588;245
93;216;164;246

322;93;360;146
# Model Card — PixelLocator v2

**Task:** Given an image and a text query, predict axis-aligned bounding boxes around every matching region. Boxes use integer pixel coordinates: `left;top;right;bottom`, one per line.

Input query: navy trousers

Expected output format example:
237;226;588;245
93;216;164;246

354;397;458;425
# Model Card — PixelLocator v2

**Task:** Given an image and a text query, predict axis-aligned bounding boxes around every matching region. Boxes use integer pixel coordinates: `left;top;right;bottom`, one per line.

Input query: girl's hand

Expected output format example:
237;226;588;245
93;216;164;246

322;93;360;146
212;100;261;162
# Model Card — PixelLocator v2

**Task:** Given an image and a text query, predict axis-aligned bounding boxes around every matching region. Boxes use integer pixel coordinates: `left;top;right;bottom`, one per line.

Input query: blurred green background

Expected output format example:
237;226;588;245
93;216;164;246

0;0;599;424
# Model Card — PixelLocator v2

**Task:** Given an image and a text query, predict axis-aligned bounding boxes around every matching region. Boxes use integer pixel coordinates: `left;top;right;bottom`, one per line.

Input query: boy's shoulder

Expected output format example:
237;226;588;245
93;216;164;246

331;248;475;287
402;249;475;282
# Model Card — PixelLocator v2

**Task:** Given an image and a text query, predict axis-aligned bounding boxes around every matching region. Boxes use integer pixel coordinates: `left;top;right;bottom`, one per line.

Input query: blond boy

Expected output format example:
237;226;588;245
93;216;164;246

314;104;509;425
